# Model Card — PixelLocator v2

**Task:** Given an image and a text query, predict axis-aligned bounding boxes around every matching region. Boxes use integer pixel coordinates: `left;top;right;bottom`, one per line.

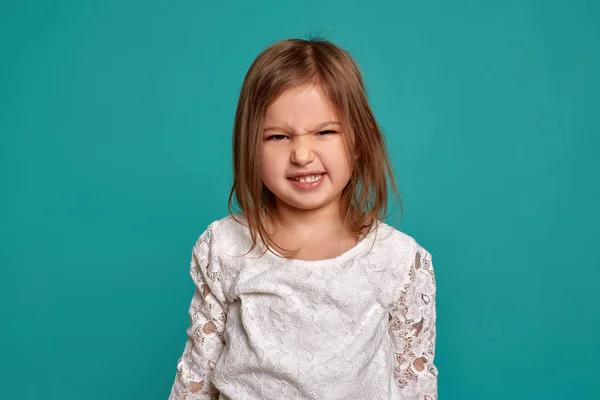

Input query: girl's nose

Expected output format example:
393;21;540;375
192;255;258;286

290;140;314;166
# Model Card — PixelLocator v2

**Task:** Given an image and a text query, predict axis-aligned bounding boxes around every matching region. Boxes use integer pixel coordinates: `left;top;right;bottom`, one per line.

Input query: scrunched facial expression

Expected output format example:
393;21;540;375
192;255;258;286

261;83;353;212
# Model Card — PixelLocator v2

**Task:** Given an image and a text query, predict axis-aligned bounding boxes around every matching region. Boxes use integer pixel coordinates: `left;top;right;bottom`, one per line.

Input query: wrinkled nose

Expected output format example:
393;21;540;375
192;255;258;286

290;139;314;166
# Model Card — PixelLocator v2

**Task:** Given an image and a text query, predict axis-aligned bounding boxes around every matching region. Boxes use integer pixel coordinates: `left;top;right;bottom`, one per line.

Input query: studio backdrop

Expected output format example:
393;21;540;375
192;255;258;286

2;1;599;399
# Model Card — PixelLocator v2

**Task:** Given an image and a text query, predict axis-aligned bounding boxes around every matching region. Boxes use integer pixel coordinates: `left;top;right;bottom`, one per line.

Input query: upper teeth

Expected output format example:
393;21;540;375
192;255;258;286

293;174;322;183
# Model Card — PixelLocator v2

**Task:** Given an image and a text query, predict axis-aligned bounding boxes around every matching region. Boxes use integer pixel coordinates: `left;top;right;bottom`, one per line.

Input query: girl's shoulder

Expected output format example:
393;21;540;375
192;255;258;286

359;221;435;306
373;220;432;260
204;212;249;237
195;212;254;256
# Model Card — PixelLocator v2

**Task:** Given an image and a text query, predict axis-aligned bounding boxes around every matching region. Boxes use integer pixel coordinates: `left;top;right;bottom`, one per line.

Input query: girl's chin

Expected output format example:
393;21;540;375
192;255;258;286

274;196;343;212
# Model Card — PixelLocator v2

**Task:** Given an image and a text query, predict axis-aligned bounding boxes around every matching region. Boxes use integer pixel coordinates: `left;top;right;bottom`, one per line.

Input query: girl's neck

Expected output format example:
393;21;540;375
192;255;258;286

265;199;359;261
269;199;346;236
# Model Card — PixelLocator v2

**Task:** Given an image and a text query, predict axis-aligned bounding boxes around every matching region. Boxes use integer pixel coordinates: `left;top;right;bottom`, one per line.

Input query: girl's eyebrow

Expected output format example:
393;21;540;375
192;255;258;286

263;121;341;133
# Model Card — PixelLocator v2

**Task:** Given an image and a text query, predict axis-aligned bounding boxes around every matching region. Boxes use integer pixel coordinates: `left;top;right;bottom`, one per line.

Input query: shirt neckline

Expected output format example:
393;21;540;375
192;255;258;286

263;220;381;266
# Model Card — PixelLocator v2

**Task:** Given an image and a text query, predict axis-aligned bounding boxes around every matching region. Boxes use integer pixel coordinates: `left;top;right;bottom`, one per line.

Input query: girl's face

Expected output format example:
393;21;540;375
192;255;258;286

261;83;353;212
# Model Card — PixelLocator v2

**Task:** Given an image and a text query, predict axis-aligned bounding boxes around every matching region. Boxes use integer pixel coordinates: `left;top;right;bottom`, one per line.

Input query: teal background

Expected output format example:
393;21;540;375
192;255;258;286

2;0;599;399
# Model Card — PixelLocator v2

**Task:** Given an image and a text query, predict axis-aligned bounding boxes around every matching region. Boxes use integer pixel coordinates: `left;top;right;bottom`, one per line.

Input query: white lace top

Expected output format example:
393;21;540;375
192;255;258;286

169;214;438;400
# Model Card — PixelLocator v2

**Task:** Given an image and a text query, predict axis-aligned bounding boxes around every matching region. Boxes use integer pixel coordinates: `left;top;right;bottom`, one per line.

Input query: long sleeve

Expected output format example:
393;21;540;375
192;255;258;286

388;247;438;399
169;226;229;400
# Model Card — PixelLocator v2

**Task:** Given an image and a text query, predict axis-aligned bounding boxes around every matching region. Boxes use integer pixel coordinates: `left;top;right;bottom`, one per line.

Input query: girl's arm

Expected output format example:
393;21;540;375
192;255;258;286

169;226;228;400
389;247;438;399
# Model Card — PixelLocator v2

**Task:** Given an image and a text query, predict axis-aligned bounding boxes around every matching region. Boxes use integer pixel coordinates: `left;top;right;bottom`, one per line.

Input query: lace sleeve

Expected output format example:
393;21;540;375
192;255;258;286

388;247;438;399
169;226;228;400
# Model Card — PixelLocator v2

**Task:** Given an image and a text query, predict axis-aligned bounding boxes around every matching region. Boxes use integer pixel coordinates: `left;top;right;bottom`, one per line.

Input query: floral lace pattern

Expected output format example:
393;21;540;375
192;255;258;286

169;228;229;400
389;250;438;399
169;215;438;400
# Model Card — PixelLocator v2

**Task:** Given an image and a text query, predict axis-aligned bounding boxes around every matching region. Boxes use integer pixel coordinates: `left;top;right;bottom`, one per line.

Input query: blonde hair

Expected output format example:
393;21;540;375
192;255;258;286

228;37;402;255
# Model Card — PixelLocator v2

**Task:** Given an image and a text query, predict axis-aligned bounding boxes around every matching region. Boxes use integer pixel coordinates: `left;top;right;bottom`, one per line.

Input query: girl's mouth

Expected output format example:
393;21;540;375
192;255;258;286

290;173;323;183
287;173;326;190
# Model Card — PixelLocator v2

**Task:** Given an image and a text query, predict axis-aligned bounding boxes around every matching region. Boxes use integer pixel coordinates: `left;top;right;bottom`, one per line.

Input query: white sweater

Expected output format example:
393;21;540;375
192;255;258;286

169;214;438;400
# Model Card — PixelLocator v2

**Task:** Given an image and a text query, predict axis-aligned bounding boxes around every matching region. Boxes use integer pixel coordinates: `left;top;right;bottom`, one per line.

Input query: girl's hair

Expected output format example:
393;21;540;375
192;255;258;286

228;37;402;255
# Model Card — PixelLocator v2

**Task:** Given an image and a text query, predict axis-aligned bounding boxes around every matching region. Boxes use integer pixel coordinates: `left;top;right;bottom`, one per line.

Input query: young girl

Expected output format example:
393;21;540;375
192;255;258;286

169;38;438;400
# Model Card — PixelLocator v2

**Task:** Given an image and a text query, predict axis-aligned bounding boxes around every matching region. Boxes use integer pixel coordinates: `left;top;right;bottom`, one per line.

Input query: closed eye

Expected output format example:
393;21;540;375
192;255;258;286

266;134;289;141
316;130;337;136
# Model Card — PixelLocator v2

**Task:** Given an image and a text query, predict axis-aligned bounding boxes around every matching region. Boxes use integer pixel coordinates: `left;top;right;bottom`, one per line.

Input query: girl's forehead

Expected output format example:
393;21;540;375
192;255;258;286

264;84;339;126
